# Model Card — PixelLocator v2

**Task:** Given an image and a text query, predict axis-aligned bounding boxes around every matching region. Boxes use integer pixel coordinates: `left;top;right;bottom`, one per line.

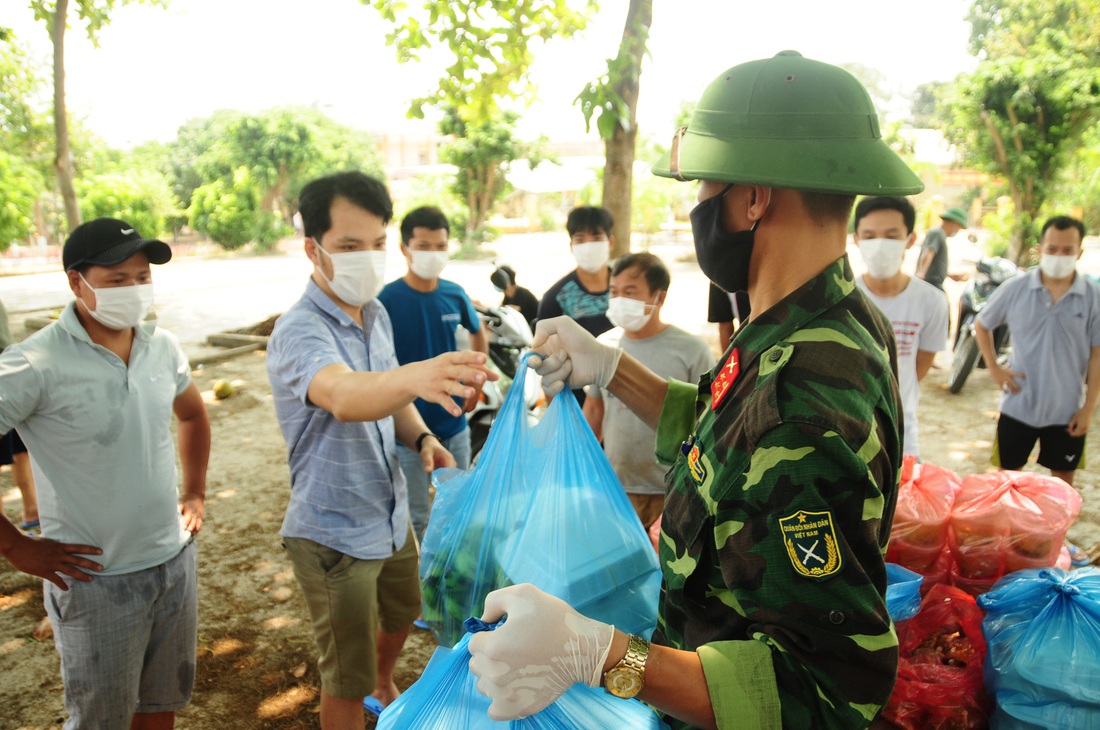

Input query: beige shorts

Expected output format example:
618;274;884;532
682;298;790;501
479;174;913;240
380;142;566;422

283;525;421;699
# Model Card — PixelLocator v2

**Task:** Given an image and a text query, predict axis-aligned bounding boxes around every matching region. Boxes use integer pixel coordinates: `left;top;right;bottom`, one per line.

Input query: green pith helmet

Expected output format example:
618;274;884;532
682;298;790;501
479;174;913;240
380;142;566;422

940;206;968;227
653;51;924;196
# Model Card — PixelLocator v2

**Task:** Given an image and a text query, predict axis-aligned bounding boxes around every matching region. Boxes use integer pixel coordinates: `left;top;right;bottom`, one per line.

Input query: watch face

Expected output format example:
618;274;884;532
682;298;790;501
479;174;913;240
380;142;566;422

605;667;643;698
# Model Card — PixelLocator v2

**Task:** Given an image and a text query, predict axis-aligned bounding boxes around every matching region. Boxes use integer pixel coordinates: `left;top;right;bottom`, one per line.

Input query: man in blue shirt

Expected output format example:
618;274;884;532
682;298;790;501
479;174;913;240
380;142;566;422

267;174;494;727
377;206;487;543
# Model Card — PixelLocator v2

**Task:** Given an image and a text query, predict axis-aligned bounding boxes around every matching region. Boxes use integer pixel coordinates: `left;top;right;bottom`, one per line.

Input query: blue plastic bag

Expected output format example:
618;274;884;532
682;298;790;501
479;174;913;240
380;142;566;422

978;567;1100;729
420;355;661;647
885;563;923;622
378;618;669;729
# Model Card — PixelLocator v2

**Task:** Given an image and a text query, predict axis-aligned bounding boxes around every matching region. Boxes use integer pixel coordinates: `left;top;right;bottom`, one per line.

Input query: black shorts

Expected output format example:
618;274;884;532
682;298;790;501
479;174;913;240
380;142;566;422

0;429;27;466
994;413;1087;472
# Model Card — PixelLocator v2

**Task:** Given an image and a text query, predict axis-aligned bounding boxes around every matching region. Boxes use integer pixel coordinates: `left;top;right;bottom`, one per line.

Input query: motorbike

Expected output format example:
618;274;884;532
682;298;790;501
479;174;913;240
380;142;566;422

947;256;1019;394
465;303;544;460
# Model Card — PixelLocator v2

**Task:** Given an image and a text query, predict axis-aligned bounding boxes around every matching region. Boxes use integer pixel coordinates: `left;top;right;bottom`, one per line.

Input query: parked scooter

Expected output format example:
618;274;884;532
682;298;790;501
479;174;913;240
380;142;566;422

948;256;1019;393
466;303;543;460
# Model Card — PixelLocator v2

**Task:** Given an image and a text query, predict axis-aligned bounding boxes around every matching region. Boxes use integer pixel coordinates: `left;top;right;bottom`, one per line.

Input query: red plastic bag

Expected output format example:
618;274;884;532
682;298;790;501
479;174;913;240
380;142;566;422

888;455;960;573
883;584;992;729
949;471;1081;583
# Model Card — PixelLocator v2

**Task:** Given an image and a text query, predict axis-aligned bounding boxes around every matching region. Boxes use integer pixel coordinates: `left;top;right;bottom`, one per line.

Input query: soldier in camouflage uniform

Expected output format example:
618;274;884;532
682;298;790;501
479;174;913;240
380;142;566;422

466;52;923;729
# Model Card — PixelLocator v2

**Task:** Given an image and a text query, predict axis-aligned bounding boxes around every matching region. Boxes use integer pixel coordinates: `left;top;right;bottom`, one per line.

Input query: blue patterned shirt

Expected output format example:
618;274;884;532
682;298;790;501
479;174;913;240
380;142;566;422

267;280;409;559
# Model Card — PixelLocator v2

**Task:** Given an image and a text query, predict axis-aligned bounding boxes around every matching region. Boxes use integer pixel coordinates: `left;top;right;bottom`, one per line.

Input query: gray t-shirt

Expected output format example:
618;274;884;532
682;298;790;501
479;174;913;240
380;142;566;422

918;226;948;291
588;325;716;495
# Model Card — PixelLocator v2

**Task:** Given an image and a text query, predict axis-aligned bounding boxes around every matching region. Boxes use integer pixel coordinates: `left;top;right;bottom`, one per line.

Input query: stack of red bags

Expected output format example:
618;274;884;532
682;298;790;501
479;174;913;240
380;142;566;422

948;471;1080;596
888;456;1081;597
887;456;961;593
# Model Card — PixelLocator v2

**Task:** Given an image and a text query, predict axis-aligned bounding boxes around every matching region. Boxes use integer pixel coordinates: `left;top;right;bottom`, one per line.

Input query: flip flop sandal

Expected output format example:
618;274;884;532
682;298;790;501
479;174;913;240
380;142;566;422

21;520;40;535
363;695;385;717
1066;541;1092;568
413;618;430;630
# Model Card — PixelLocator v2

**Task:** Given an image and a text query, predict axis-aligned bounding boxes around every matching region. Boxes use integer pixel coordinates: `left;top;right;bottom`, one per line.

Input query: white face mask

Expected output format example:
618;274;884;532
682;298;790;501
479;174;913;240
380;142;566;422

78;273;154;330
606;295;655;333
409;250;449;280
316;245;387;307
573;241;610;274
1039;253;1077;280
858;238;908;279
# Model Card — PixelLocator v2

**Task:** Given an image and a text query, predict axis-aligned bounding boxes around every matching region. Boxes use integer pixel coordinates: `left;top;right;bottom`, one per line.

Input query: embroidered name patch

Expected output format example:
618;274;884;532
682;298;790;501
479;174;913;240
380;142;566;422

779;510;843;580
710;347;740;410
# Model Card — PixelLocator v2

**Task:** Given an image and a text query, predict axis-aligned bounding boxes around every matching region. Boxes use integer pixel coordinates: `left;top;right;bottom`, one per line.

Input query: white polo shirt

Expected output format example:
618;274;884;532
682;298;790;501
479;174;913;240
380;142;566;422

978;268;1100;427
0;303;193;575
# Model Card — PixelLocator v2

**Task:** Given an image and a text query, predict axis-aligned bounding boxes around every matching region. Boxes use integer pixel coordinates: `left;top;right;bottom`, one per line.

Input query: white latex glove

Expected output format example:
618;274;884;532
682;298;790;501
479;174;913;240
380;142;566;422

467;583;614;720
529;316;623;396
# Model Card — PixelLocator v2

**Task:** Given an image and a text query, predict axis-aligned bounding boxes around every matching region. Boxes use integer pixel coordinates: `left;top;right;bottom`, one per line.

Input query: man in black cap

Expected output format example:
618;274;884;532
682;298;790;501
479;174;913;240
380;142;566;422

0;217;210;729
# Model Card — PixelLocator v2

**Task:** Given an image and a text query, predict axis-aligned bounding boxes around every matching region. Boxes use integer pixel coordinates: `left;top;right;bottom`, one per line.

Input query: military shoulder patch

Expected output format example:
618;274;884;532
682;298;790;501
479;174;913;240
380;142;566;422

686;440;708;486
710;347;740;410
779;509;843;580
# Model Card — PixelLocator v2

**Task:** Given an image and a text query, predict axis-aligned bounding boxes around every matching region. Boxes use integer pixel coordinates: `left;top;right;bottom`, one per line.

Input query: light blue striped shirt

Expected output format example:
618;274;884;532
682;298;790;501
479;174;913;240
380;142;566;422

979;267;1100;427
0;303;193;575
267;280;409;559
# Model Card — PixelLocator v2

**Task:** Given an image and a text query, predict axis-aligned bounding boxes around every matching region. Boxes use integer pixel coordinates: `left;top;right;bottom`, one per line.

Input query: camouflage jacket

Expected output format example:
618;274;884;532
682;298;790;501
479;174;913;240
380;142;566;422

653;256;902;730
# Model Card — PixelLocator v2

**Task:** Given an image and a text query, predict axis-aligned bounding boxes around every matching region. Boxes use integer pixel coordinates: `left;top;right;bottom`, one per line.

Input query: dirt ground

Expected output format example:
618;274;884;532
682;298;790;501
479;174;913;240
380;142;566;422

1;316;1098;730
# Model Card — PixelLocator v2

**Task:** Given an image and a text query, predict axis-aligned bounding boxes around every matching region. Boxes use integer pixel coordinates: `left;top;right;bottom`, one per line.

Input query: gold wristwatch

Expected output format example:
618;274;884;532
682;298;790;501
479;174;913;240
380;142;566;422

603;634;650;699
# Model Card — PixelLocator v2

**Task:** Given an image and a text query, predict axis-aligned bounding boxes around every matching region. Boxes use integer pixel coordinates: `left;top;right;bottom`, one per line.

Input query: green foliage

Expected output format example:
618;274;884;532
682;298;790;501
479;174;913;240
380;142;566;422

576;6;651;141
30;0;171;232
0;35;51;248
438;108;543;244
1058;123;1100;232
673;100;695;131
76;169;180;238
166;109;242;210
910;82;948;129
29;0;169;46
0;36;49;158
393;172;468;235
188;168;268;251
170;107;385;214
940;0;1100;261
980;199;1015;257
170;107;382;251
966;0;1100;58
0;151;44;249
368;0;595;121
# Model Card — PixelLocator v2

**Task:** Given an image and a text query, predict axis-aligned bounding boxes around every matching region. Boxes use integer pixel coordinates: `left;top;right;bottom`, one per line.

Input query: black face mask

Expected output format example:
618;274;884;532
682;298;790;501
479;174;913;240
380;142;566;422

690;184;758;294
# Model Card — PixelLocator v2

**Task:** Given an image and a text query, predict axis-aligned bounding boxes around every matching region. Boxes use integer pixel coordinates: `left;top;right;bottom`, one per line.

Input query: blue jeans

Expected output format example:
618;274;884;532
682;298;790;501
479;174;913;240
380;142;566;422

398;428;471;542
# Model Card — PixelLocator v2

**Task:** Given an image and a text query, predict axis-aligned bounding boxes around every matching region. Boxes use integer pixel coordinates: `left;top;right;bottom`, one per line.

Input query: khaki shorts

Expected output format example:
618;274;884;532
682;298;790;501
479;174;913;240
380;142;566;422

283;526;421;699
628;493;665;531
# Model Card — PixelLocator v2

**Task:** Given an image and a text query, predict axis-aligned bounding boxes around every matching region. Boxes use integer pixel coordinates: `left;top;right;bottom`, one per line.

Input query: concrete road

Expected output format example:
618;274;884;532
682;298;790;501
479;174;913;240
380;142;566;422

0;233;715;347
3;230;1097;348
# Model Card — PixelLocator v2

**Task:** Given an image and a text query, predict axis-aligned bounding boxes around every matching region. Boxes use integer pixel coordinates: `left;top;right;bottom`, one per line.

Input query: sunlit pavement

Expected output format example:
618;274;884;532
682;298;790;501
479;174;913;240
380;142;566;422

1;230;1096;350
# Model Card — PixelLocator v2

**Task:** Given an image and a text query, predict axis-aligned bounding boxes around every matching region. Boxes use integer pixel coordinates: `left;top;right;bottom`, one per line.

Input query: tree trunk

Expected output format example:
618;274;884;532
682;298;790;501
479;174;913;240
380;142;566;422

51;0;81;234
601;0;653;258
464;168;477;243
